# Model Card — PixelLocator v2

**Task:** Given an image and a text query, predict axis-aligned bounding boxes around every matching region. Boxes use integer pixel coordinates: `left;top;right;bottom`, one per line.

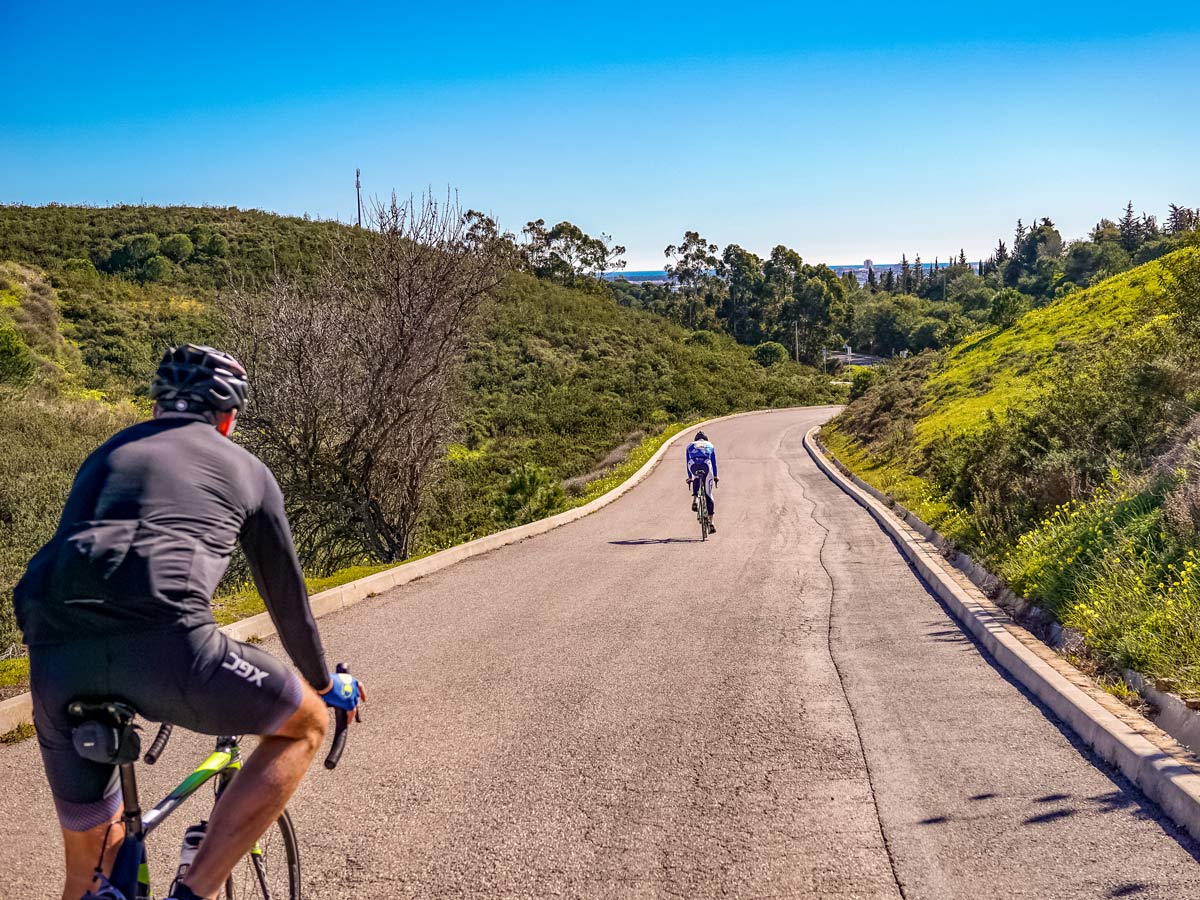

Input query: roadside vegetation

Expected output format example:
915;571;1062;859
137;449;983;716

0;204;841;659
823;242;1200;694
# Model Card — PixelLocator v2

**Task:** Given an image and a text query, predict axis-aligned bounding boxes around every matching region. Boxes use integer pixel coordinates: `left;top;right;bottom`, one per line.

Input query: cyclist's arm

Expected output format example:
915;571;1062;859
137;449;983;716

241;469;330;691
710;447;718;479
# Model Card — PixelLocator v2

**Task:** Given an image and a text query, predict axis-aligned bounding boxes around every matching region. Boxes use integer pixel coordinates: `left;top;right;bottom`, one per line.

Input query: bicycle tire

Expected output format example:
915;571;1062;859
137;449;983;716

223;810;301;900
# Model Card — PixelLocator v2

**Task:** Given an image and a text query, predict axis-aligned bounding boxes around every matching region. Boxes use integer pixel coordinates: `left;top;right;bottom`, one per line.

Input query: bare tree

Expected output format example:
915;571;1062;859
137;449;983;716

223;192;509;572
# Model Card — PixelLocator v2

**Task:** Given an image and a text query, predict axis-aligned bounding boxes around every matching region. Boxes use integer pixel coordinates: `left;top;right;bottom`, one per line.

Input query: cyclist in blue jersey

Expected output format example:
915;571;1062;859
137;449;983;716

685;431;719;532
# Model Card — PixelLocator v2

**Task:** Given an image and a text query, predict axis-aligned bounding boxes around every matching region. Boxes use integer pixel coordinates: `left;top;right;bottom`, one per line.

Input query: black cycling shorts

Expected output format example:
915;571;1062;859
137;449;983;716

29;624;303;831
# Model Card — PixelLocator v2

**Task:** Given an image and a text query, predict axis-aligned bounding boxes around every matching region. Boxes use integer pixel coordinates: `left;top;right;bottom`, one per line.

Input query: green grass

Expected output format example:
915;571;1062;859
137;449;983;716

916;259;1168;446
0;657;29;688
1;722;35;744
570;422;694;507
211;562;408;626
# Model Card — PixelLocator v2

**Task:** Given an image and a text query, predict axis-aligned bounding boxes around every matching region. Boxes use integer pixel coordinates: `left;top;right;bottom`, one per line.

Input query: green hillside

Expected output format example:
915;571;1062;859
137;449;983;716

825;245;1200;693
0;205;842;656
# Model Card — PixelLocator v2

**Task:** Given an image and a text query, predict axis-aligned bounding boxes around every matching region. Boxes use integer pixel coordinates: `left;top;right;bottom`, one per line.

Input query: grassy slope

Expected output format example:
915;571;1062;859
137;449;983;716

824;248;1200;693
917;260;1165;446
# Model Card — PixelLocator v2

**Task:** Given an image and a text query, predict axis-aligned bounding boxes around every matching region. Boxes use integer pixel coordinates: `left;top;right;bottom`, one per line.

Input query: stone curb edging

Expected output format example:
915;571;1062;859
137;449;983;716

804;425;1200;844
0;406;841;736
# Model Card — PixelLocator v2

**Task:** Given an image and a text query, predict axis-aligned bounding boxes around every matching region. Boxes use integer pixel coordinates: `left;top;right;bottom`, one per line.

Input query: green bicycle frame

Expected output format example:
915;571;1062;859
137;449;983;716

138;741;241;836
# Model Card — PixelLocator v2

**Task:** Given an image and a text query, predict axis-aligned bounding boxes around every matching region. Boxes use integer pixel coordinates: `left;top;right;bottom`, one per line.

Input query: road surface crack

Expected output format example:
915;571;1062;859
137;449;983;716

787;435;909;900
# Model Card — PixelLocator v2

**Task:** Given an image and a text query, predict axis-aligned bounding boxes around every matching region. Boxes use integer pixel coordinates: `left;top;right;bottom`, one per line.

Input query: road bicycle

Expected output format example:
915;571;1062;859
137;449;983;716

689;467;715;541
70;666;355;900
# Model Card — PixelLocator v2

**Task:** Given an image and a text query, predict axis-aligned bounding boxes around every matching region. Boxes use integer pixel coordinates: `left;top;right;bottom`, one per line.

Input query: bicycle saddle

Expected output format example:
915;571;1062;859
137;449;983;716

67;699;142;765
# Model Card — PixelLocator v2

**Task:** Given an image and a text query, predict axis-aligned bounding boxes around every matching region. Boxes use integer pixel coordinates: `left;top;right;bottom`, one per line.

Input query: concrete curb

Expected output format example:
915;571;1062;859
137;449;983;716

804;425;1200;844
0;406;840;736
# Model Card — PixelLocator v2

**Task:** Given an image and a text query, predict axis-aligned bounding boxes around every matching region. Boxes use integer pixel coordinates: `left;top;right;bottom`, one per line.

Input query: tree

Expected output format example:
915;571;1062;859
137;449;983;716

160;233;194;263
788;264;848;364
665;231;721;329
223;193;508;569
108;232;160;272
1166;204;1199;235
719;244;766;342
989;287;1028;328
138;254;174;282
1118;201;1142;252
521;219;625;286
753;341;788;367
866;266;878;291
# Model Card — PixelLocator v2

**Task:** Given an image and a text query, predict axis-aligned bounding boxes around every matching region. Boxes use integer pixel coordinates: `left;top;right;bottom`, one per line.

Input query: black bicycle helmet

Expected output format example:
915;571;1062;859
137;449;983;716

695;431;708;441
150;344;249;413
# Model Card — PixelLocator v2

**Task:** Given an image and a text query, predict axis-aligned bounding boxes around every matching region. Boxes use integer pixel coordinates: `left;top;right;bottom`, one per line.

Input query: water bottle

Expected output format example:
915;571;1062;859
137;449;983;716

171;821;207;892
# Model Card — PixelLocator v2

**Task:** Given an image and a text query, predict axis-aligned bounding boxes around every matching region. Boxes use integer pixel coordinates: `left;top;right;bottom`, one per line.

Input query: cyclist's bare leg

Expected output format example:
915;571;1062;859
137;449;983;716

60;812;123;900
179;685;327;899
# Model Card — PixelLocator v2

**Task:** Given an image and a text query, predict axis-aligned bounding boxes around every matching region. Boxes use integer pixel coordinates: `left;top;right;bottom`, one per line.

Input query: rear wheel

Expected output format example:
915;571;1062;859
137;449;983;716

224;810;301;899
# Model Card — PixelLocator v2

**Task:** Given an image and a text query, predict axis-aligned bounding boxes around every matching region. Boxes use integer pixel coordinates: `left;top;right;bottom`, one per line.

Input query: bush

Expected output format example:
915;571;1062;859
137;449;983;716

160;233;194;263
988;288;1029;328
848;366;878;400
108;232;160;272
138;254;174;283
0;397;139;651
495;464;566;525
753;341;789;367
0;321;34;385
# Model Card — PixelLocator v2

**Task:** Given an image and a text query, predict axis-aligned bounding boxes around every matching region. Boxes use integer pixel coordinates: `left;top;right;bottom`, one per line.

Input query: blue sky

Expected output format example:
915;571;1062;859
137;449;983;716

3;2;1199;268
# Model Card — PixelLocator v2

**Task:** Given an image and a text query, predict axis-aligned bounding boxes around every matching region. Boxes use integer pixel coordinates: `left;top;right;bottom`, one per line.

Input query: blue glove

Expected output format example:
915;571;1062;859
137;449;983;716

320;672;361;712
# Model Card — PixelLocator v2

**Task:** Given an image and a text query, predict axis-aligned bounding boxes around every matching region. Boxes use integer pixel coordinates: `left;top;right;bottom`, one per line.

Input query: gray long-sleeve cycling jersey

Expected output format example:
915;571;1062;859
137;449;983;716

14;415;329;688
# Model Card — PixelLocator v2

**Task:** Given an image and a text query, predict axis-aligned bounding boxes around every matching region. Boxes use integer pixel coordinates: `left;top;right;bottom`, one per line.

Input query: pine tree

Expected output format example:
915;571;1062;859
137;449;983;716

867;266;878;291
995;239;1009;264
900;254;910;293
913;254;923;292
883;269;896;292
1118;201;1141;252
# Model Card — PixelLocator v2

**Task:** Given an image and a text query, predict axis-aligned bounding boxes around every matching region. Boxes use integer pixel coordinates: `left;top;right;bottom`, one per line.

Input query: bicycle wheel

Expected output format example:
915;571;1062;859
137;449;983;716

699;504;708;541
224;810;301;899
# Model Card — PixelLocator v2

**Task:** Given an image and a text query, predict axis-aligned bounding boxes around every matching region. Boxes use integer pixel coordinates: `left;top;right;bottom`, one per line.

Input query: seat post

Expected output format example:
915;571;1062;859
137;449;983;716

118;761;144;837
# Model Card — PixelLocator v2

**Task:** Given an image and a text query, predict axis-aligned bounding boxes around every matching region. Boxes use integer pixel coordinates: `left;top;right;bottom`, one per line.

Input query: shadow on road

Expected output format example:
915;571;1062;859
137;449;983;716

609;538;704;545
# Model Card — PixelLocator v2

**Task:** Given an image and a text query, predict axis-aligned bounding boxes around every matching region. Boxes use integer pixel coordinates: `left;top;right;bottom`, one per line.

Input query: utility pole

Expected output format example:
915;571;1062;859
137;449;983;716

355;168;362;228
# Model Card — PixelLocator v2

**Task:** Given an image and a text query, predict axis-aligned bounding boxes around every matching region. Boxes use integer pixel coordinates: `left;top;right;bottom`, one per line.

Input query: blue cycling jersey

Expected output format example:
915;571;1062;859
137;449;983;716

685;440;718;478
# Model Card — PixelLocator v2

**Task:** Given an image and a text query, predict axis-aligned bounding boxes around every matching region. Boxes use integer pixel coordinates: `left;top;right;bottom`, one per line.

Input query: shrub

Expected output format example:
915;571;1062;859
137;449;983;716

160;233;194;263
988;288;1029;327
0;321;34;385
753;341;789;367
496;464;565;525
138;254;174;283
848;366;879;400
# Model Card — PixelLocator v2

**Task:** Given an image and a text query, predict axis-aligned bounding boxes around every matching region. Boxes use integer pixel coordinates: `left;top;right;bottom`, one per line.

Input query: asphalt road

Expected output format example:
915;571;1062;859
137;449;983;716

3;406;1199;898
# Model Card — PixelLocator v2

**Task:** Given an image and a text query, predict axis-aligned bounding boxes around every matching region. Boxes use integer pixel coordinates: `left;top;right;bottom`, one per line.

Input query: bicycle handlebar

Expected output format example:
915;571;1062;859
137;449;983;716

144;723;173;765
323;663;360;770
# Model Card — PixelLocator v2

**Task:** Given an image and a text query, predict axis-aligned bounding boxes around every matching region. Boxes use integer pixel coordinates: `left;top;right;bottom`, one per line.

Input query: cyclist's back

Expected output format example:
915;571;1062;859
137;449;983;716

17;415;314;649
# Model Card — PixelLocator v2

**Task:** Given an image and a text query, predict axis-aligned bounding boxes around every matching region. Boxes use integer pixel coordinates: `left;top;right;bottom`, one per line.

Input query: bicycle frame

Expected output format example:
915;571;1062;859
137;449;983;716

138;736;242;836
107;736;242;898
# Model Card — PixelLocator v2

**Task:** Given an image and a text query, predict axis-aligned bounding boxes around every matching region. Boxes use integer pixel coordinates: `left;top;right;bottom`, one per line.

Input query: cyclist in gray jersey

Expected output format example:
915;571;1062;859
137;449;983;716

15;345;364;900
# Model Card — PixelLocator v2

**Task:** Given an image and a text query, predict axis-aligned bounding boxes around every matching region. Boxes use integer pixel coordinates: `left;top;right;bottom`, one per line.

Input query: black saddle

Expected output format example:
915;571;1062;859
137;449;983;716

67;699;142;765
